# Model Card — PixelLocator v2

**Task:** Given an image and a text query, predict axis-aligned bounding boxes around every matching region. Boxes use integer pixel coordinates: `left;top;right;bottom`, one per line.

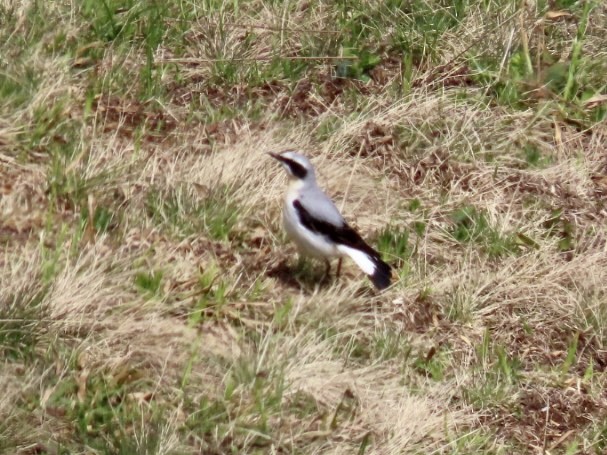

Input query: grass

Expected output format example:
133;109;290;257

2;0;607;453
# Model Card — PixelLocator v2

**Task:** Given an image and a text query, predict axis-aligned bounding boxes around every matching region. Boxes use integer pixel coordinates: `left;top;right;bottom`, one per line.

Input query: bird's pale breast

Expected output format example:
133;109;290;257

283;188;340;259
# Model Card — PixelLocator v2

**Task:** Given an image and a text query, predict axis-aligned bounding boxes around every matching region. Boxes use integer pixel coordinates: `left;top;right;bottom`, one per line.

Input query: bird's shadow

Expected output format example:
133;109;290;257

266;258;332;292
266;258;376;298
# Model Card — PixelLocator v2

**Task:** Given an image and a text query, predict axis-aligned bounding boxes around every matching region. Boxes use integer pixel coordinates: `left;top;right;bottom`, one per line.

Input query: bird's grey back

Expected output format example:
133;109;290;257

296;183;345;227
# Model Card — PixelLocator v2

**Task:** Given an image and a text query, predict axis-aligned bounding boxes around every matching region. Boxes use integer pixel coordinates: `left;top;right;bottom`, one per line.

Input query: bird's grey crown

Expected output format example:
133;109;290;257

280;151;312;168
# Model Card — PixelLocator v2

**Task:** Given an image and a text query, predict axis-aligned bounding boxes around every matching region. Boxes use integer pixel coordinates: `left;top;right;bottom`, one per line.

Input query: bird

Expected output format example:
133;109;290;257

268;150;391;290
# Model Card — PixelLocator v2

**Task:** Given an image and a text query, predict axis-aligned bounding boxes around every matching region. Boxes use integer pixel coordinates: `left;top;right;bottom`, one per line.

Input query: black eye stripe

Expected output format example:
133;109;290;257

285;159;308;179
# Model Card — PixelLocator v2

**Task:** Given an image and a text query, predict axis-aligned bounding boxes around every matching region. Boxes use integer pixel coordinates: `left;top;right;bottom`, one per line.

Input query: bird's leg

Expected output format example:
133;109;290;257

323;259;331;282
336;258;342;278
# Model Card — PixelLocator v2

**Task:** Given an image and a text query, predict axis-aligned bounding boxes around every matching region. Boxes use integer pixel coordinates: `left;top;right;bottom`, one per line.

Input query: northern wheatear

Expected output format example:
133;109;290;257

269;151;391;290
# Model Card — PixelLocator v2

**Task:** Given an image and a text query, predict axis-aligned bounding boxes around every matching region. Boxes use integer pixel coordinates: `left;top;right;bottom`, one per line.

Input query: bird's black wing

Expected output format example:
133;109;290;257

293;199;391;289
293;199;379;259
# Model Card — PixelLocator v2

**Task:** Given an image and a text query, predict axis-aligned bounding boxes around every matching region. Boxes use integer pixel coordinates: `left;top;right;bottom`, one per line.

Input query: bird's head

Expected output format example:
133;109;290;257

268;151;316;182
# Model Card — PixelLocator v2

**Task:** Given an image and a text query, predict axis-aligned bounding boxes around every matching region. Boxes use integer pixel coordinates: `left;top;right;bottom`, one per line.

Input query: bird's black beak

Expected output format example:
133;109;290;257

267;152;284;162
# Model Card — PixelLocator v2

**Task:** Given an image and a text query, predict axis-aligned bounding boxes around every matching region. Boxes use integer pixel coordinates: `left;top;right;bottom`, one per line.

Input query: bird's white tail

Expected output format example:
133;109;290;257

337;245;391;290
338;245;377;275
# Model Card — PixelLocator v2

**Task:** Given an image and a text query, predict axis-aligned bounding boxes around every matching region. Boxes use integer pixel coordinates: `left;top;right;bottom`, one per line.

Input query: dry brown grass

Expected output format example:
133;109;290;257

2;0;607;453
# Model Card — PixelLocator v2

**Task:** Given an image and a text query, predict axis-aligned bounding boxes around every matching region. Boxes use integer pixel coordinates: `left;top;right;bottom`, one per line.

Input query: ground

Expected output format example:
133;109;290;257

1;0;607;454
